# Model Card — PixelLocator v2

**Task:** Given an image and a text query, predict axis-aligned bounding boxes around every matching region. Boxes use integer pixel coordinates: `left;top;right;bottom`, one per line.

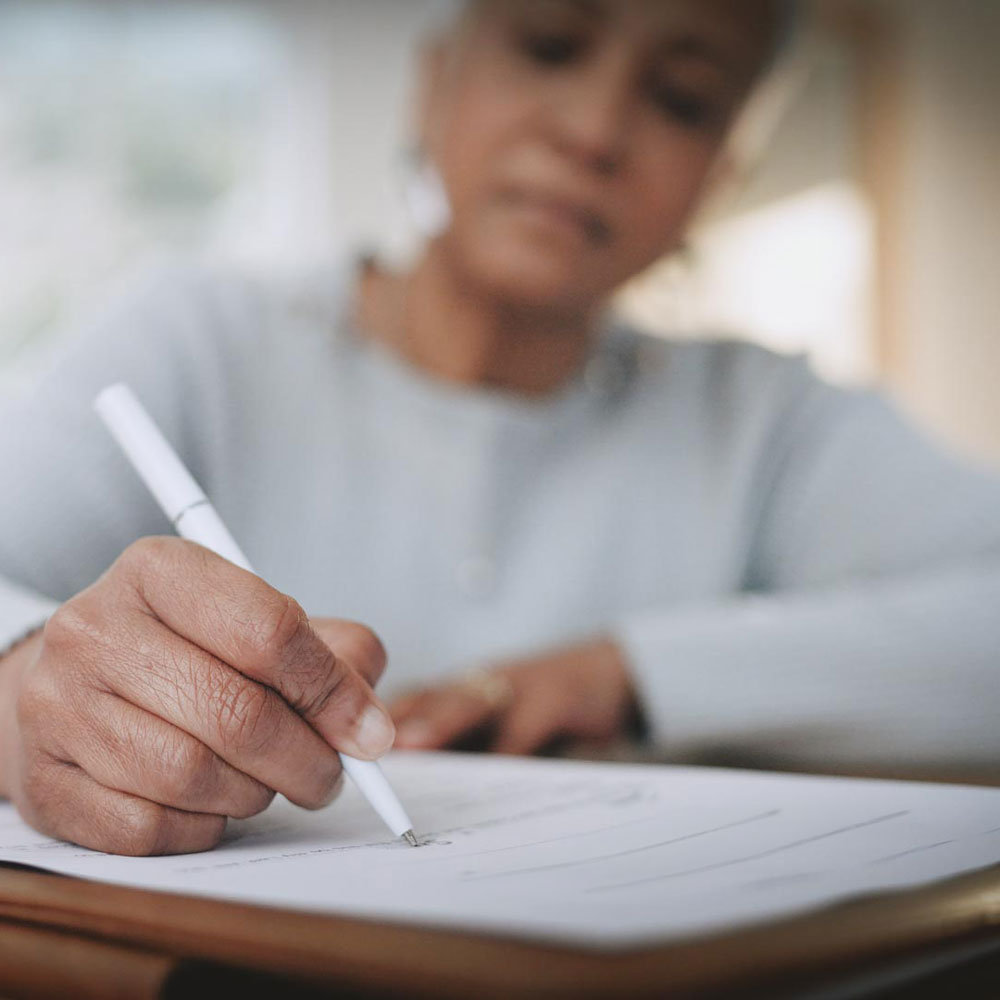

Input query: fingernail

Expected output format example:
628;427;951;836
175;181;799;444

394;720;432;748
355;705;396;757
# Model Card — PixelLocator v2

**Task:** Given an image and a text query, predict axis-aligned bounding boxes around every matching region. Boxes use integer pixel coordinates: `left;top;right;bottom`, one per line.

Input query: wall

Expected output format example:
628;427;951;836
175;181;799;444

882;0;1000;466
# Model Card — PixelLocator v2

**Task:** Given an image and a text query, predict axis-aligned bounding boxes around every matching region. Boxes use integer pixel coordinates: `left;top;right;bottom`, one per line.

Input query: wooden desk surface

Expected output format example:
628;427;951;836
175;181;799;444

1;857;999;999
2;922;1000;1000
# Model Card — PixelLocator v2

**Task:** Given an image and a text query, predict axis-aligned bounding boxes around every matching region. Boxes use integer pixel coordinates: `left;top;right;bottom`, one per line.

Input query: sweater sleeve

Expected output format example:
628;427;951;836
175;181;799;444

0;263;254;655
616;355;1000;771
0;578;59;657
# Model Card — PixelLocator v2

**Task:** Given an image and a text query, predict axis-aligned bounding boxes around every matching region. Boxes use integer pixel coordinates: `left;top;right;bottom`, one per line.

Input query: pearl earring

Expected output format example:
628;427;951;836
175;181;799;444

399;147;452;239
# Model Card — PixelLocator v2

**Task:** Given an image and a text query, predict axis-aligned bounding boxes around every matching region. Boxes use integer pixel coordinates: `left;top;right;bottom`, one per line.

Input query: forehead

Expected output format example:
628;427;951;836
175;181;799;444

472;0;779;77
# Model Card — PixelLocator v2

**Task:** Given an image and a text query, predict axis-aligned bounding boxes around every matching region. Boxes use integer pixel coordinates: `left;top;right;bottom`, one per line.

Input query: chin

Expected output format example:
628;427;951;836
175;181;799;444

456;236;604;312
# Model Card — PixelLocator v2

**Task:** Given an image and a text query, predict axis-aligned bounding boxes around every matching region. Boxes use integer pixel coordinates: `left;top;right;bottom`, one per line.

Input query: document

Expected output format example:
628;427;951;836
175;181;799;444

1;753;999;948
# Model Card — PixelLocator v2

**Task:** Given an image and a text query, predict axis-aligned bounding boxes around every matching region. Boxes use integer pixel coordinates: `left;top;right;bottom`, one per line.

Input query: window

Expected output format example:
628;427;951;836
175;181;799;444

0;1;284;377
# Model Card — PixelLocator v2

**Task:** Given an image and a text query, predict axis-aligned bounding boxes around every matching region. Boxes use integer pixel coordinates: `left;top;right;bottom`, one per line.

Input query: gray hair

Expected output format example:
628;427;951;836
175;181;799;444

424;0;801;73
423;0;466;38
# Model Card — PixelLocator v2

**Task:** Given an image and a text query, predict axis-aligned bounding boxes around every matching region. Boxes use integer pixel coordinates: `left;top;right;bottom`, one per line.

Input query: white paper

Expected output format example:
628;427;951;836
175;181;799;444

2;752;999;948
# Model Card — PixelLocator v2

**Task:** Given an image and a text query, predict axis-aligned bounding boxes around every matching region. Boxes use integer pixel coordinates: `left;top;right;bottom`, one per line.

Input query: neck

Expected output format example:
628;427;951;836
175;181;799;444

358;244;600;397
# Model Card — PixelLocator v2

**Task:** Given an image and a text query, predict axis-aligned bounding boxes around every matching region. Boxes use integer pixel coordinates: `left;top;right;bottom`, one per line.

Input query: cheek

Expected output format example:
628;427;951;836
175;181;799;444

430;87;589;295
431;86;519;228
615;137;719;269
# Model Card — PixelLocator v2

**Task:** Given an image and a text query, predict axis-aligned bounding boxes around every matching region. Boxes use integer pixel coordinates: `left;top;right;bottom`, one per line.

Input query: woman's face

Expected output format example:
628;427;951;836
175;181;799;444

422;0;777;312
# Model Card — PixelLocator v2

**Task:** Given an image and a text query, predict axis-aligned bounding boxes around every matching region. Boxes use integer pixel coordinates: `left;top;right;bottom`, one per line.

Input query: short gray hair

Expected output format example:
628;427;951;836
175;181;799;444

424;0;800;74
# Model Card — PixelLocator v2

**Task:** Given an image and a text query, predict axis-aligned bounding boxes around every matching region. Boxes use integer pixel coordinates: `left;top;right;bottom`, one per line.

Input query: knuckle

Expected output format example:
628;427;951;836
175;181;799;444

300;655;358;722
109;538;170;610
214;677;280;756
14;672;59;735
17;754;59;822
118;535;172;576
291;645;339;715
230;783;276;820
41;602;95;655
160;735;218;803
254;593;309;663
115;799;169;856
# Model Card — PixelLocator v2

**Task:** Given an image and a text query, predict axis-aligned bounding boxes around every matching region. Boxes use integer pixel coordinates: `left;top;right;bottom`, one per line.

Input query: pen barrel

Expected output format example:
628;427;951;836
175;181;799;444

340;757;413;837
175;503;254;573
94;384;205;521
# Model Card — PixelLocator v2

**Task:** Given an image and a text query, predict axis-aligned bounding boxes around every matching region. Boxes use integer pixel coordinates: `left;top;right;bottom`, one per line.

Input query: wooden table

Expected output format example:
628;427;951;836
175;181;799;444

1;858;999;999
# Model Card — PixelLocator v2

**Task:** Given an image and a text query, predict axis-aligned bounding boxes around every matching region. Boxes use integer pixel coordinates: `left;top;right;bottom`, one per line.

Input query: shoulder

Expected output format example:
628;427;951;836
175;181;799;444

613;325;907;483
97;256;354;361
5;255;358;459
631;331;814;396
623;327;837;428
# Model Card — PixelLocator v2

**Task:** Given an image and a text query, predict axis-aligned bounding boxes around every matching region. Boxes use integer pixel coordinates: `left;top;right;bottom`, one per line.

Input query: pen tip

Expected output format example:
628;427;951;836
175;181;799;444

402;830;420;848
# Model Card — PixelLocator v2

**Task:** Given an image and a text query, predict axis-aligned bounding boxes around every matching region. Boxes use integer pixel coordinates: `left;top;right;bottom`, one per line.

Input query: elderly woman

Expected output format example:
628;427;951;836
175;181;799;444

0;0;998;856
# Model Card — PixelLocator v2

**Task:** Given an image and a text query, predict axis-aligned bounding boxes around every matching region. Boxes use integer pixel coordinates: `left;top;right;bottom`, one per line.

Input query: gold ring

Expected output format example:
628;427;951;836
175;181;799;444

457;666;514;711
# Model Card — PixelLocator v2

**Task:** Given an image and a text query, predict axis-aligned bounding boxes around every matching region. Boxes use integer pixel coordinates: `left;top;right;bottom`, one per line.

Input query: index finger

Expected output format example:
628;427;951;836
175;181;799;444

121;537;395;759
391;687;499;750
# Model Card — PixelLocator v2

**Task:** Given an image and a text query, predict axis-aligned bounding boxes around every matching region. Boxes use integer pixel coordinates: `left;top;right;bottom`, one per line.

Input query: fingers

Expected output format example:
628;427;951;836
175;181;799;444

491;701;560;756
7;542;392;857
73;613;344;809
16;755;226;856
391;687;497;750
392;687;553;756
54;690;277;820
115;538;394;759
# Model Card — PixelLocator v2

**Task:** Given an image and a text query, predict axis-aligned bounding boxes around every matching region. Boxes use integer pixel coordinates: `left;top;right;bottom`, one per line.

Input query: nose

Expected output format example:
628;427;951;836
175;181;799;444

546;47;634;176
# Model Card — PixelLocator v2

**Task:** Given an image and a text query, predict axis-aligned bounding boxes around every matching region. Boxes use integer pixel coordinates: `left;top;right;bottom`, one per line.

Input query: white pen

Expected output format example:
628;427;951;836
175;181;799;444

94;382;418;848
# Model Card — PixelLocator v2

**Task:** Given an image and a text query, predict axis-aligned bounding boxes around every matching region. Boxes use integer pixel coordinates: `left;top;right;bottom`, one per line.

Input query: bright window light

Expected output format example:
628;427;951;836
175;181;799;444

620;181;876;385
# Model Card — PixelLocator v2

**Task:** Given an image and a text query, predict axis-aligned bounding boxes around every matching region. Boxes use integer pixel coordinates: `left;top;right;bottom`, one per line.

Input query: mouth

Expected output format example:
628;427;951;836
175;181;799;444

499;188;612;246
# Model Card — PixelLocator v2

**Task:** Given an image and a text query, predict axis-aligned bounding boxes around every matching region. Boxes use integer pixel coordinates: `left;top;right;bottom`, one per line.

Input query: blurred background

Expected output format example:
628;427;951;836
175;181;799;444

0;0;997;465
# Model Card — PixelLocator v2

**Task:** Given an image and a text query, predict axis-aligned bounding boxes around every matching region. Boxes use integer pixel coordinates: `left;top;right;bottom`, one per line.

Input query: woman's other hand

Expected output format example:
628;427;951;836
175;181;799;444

0;537;392;855
389;637;640;756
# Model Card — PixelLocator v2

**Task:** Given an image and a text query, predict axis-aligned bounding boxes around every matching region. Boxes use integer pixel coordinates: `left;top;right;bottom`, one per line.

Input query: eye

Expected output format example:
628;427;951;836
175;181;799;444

647;67;736;132
519;30;587;67
648;82;716;129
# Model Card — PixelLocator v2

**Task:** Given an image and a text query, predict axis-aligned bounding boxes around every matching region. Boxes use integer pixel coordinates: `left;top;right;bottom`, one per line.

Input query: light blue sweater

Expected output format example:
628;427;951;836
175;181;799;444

2;263;999;769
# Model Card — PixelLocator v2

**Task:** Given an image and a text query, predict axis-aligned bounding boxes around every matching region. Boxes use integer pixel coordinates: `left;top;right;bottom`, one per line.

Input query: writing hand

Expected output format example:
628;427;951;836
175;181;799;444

0;537;392;855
